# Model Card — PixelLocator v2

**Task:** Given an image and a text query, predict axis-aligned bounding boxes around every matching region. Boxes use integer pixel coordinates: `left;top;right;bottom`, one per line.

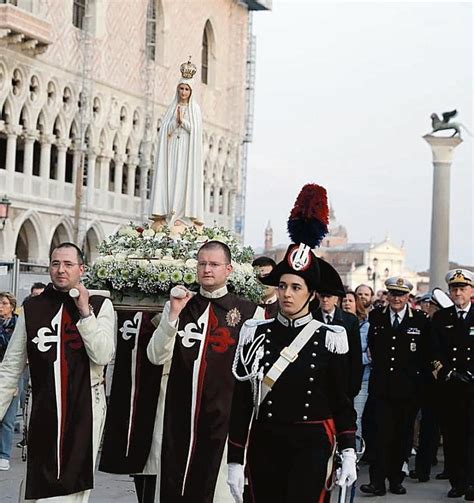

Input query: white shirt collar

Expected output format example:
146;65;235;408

199;285;228;299
263;294;278;305
455;305;470;315
322;307;336;320
390;305;407;323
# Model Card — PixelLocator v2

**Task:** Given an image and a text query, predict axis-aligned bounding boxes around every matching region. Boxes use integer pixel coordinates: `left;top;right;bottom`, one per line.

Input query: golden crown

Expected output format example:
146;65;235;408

180;57;197;79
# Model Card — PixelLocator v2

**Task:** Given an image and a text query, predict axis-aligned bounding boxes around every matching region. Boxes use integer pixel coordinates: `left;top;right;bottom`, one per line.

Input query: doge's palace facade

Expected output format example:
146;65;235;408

0;0;270;264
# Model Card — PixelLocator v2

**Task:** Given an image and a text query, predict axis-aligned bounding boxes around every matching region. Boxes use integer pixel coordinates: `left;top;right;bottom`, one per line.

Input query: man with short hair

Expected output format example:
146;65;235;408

143;241;263;503
355;284;374;310
252;256;278;318
432;269;474;500
313;291;363;400
0;242;115;502
361;277;430;496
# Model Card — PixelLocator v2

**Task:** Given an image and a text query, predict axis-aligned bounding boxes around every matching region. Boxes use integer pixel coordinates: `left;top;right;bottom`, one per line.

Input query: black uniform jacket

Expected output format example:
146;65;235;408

228;313;356;464
314;306;363;398
431;304;474;394
368;305;430;399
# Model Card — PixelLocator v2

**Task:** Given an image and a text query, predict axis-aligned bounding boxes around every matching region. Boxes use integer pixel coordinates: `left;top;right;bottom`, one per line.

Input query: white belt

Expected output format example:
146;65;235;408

260;319;322;404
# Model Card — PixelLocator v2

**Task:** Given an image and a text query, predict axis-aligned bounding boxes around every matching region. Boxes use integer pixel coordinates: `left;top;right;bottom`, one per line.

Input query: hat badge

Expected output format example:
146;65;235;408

288;243;311;272
396;278;404;286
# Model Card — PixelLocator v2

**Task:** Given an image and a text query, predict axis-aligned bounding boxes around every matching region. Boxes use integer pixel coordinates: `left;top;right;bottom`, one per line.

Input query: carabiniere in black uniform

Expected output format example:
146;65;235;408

229;310;356;503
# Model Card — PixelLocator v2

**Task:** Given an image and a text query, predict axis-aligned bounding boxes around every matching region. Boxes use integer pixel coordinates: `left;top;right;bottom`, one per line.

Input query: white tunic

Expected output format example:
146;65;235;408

0;300;116;503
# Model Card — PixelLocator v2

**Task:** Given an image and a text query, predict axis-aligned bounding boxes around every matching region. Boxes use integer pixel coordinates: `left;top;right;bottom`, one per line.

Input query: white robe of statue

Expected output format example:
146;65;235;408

150;77;204;226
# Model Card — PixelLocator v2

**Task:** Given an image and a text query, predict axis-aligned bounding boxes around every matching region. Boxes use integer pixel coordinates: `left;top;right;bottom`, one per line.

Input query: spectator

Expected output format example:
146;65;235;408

22;282;47;306
355;284;374;310
342;290;357;315
0;292;19;471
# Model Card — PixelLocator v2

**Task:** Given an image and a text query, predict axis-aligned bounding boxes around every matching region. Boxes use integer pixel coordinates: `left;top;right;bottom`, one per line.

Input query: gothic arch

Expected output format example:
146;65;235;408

49;220;73;256
14;211;45;262
82;222;104;264
201;20;216;86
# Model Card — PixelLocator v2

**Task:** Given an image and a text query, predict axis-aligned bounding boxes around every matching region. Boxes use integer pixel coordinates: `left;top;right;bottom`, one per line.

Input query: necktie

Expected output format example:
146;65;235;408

326;315;332;324
458;311;466;320
393;313;399;328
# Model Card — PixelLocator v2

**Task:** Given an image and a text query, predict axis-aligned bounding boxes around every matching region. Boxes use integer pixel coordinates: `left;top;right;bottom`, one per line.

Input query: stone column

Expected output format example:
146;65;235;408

140;164;150;220
56;139;71;195
86;149;98;207
127;155;139;214
39;134;55;197
22;130;38;194
204;181;211;213
114;154;126;212
423;134;463;289
4;128;17;193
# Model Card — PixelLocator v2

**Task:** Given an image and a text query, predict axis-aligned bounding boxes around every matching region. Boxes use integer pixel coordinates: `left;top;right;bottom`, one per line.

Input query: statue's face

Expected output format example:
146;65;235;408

177;84;191;102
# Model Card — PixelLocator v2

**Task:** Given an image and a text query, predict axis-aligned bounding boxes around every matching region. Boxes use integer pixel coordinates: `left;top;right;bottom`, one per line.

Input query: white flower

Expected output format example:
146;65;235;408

142;228;155;237
185;258;198;268
154;233;165;241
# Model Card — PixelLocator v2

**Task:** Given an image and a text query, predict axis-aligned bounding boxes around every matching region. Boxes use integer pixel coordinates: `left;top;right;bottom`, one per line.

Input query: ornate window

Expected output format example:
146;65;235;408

146;0;156;61
201;20;215;85
72;0;86;30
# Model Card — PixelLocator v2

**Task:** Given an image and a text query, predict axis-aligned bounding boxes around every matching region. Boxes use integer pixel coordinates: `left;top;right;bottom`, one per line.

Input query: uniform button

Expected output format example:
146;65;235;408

303;416;308;420
467;357;471;361
304;403;310;408
267;400;272;405
310;364;315;369
312;353;316;357
313;341;319;345
391;347;395;350
390;368;394;371
265;350;270;355
452;358;457;361
309;377;314;382
265;362;270;367
307;390;312;395
391;357;395;361
267;413;272;418
265;339;270;343
266;329;271;333
392;336;396;340
453;347;457;351
453;367;457;371
468;348;471;351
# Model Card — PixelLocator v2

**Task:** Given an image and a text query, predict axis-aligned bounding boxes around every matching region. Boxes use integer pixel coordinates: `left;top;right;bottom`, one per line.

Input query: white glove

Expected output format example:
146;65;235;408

227;463;245;503
336;448;357;487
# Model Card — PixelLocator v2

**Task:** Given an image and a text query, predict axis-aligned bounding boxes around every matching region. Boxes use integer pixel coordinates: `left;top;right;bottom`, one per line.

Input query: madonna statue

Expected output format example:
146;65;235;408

150;58;204;229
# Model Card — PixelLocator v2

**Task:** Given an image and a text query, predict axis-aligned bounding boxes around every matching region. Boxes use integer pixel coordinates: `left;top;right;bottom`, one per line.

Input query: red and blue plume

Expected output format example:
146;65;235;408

287;183;329;248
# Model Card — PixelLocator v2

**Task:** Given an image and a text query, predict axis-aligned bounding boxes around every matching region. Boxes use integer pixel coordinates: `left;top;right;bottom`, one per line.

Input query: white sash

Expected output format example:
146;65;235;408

259;319;322;404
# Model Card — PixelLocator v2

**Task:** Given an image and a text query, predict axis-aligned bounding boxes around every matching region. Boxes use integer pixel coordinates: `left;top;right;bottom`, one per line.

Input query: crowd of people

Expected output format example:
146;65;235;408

0;237;472;503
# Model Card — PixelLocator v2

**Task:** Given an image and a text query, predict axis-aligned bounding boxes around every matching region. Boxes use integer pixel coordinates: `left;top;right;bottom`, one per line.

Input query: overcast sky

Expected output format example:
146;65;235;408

244;1;473;271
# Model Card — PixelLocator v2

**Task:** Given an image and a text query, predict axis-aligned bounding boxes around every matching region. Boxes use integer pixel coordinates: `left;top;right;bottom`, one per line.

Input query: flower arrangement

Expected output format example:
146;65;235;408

84;223;265;303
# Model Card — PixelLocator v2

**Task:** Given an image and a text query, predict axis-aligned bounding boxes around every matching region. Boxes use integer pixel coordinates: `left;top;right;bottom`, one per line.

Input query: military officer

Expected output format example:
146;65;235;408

431;269;474;500
360;276;430;496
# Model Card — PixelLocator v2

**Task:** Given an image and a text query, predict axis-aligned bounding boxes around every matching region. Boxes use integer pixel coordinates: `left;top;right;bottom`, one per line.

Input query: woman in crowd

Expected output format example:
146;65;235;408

0;292;19;471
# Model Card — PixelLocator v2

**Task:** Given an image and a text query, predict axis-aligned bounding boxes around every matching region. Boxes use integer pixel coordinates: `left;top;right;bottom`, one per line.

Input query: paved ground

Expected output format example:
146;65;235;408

0;432;456;502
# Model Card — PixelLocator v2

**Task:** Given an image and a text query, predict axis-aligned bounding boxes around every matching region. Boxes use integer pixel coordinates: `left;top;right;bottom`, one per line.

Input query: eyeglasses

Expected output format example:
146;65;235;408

197;261;229;269
50;261;80;270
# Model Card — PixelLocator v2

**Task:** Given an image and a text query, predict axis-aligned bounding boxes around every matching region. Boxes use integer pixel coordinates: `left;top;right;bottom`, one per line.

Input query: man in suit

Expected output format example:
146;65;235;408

252;256;278;318
314;291;363;400
360;276;431;496
432;269;474;500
